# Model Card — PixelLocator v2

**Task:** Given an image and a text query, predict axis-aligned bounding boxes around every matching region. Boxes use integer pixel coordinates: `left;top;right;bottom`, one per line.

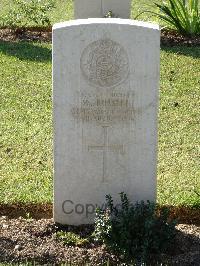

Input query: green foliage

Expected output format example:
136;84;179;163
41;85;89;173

104;11;117;18
94;193;177;262
0;0;74;26
56;231;89;246
155;0;200;36
25;212;33;220
0;0;55;27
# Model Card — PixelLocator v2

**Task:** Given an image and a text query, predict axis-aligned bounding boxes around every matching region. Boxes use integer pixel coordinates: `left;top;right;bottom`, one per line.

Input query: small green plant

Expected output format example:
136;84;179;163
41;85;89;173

0;0;55;28
25;212;32;220
94;193;176;262
56;231;89;247
155;0;200;36
104;10;117;18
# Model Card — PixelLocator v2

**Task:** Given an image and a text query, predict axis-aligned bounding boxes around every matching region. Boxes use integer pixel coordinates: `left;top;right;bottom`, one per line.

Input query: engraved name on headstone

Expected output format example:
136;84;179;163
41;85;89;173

53;19;160;225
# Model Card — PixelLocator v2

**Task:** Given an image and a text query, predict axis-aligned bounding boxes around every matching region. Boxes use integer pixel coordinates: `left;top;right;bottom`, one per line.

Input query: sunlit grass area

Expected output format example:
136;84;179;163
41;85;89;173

0;0;199;206
0;41;199;206
0;0;161;25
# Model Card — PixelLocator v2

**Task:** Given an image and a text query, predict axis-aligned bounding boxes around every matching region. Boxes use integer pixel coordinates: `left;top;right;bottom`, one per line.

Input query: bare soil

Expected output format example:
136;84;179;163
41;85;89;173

0;27;200;46
1;203;200;225
161;29;200;46
0;214;200;265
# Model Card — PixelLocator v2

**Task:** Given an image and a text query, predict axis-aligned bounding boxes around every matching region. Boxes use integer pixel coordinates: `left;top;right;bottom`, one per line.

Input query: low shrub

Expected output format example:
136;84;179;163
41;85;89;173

94;193;176;262
0;0;55;28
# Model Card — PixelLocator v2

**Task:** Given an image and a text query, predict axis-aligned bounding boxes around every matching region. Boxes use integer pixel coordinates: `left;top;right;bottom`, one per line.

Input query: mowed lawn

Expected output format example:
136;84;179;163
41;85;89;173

0;41;199;207
0;0;161;25
0;0;199;207
0;0;199;25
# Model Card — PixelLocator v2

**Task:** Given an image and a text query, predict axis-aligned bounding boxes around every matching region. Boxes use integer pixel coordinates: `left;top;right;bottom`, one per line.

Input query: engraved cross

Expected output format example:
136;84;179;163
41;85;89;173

88;126;124;182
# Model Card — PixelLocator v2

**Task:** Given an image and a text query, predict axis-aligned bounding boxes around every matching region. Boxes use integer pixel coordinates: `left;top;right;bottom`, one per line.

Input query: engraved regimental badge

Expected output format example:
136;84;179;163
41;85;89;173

80;39;129;88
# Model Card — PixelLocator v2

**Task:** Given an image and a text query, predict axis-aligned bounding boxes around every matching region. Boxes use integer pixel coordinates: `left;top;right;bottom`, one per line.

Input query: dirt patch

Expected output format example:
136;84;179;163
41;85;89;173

0;203;52;220
161;29;200;46
1;203;199;226
167;206;200;226
0;28;52;42
0;27;200;46
0;216;199;265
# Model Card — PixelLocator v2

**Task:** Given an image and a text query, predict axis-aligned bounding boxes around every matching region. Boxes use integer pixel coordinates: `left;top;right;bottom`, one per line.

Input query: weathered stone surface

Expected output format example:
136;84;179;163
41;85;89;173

53;19;160;225
74;0;132;19
74;0;102;19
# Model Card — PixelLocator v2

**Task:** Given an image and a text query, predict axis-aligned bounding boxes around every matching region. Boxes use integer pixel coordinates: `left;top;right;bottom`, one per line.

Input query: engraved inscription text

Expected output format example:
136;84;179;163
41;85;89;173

71;91;134;124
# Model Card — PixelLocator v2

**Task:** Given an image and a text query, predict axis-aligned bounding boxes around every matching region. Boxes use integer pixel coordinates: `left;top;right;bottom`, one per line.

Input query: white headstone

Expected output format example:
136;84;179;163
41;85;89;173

74;0;132;19
53;18;160;225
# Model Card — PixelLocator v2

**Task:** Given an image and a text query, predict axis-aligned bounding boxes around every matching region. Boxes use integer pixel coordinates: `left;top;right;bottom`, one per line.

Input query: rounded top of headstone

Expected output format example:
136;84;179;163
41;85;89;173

53;18;160;31
80;38;129;88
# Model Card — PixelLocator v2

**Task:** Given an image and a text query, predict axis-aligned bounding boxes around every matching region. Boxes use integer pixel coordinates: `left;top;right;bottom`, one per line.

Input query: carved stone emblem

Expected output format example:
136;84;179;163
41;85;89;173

80;39;129;88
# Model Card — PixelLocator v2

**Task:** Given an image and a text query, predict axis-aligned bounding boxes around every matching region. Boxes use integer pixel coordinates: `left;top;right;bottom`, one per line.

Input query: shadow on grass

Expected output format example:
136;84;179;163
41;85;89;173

0;203;199;225
0;40;51;62
161;45;200;59
0;41;199;62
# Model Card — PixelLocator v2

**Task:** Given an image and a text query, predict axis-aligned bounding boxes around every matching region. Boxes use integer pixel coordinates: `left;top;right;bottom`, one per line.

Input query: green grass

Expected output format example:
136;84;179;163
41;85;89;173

0;0;161;26
0;42;199;206
0;0;199;26
158;47;200;207
0;0;199;207
0;42;52;203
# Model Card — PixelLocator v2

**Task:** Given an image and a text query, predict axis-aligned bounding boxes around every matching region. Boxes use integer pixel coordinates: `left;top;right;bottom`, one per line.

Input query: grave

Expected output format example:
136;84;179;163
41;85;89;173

74;0;132;19
53;18;160;225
